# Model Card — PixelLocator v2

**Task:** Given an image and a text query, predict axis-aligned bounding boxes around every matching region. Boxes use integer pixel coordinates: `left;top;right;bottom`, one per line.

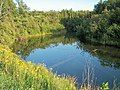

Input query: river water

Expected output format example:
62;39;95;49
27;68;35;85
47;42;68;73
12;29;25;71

11;34;120;88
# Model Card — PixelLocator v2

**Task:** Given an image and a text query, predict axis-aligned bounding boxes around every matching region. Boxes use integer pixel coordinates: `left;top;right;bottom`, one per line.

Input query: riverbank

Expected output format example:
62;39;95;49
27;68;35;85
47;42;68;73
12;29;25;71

0;0;119;89
0;44;76;90
16;30;67;41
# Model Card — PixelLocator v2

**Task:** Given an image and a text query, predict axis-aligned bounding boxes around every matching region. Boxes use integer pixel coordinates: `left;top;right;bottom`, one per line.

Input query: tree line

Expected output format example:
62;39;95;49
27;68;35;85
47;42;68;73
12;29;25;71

0;0;120;47
0;0;84;45
61;0;120;47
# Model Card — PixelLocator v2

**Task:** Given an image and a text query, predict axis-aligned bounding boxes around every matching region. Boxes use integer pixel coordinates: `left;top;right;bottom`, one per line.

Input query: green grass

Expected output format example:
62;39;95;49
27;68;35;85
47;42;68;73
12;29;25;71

0;44;76;90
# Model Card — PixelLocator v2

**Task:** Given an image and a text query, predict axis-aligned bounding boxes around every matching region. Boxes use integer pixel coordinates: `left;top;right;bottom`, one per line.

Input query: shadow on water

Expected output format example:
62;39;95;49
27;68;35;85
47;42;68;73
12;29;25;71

11;33;78;60
10;33;120;88
77;42;120;69
11;33;120;69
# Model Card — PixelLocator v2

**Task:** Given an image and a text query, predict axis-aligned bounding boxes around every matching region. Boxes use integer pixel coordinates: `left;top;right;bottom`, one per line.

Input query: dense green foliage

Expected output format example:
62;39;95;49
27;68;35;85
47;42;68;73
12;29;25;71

0;0;84;46
0;0;120;47
0;0;63;45
0;0;120;89
0;1;80;89
1;0;119;46
0;1;81;89
61;0;120;46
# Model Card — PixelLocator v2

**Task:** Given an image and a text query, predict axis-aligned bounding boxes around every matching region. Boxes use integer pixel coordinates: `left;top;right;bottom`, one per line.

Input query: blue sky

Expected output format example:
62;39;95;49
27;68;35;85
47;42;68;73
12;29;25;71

22;0;100;11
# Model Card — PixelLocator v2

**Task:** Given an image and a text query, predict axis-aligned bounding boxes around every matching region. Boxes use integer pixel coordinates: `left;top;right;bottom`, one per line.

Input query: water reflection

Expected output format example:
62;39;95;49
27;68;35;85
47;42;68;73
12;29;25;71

11;34;120;87
77;42;120;69
11;34;120;69
11;34;77;59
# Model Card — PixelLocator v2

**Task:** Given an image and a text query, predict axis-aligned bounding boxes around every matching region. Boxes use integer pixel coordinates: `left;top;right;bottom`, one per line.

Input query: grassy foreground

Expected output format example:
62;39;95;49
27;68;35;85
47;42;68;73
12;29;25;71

0;44;76;90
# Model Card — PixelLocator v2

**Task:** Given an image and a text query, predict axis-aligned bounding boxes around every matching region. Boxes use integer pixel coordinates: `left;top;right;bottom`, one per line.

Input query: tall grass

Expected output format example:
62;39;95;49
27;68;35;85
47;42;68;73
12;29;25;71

80;61;99;90
0;44;76;90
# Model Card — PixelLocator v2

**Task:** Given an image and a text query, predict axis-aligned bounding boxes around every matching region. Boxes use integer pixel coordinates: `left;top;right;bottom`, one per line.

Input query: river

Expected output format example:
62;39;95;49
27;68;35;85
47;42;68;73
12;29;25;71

11;34;120;88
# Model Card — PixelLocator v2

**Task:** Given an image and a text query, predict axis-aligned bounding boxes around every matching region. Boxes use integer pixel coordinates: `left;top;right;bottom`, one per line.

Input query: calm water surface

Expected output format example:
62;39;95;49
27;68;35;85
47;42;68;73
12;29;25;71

11;34;120;87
